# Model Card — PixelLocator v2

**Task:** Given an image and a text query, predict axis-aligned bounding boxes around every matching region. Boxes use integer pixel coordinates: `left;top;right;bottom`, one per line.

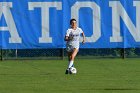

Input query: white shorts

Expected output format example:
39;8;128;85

66;45;79;52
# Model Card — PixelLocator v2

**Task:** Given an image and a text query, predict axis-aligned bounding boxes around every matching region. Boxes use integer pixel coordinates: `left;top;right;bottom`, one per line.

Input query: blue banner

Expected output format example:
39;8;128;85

0;0;140;49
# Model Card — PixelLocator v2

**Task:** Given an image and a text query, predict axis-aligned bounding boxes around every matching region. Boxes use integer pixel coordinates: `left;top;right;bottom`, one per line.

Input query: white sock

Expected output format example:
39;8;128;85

68;60;74;69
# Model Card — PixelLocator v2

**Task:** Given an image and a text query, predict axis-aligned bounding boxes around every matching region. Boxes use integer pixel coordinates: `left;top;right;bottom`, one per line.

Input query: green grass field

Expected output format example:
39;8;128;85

0;58;140;93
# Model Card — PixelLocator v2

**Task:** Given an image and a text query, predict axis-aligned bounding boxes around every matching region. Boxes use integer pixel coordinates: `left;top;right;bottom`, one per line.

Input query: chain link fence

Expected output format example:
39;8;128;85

1;48;140;60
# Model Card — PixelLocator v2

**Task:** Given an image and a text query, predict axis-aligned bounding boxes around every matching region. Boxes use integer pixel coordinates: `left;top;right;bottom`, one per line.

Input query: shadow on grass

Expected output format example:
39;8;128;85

103;88;140;90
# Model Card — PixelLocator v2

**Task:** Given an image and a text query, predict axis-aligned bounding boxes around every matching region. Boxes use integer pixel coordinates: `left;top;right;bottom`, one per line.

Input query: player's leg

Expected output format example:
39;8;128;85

65;52;72;74
71;48;79;61
68;48;78;68
68;52;72;62
68;52;74;67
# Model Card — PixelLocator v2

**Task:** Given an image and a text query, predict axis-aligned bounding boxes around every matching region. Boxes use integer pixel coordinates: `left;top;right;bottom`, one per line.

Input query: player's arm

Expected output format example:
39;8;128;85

64;30;73;41
64;36;69;41
64;36;73;41
64;30;69;41
82;32;85;44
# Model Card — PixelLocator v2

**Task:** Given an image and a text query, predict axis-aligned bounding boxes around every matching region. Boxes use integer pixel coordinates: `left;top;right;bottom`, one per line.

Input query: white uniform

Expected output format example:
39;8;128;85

65;27;83;52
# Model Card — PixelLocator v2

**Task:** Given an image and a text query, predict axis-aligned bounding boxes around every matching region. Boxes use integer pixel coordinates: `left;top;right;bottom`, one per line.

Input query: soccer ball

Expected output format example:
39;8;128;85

69;67;77;74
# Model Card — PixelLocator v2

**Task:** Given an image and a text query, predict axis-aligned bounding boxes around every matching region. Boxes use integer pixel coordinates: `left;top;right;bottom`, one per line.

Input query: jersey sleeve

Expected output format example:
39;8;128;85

65;29;70;37
79;28;83;34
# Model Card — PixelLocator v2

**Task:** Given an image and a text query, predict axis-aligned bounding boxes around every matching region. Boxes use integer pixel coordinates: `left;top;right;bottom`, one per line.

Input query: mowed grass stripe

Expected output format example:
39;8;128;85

0;58;140;93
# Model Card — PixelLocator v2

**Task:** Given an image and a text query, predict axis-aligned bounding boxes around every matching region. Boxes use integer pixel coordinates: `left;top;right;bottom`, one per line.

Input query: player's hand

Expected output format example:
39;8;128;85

68;36;73;40
82;39;85;44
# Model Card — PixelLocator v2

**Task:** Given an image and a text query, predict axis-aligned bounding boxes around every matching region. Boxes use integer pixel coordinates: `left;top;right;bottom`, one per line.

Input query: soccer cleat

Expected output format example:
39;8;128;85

69;68;72;74
65;69;69;74
69;71;72;74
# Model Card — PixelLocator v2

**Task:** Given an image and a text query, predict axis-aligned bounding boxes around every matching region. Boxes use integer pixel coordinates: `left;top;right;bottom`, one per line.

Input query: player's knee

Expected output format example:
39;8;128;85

71;55;76;60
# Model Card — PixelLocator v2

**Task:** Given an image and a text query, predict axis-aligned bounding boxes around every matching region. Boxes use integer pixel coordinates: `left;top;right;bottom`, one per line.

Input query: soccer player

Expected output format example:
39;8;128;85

64;19;85;74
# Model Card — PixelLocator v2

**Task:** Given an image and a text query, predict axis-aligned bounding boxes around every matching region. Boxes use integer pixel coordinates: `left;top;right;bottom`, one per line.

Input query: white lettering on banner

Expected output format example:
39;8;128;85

28;2;62;43
0;1;140;45
0;2;22;43
109;1;140;42
71;2;101;43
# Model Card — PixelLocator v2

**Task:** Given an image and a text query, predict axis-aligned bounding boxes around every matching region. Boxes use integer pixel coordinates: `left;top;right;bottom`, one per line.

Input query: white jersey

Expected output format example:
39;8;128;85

65;27;83;49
